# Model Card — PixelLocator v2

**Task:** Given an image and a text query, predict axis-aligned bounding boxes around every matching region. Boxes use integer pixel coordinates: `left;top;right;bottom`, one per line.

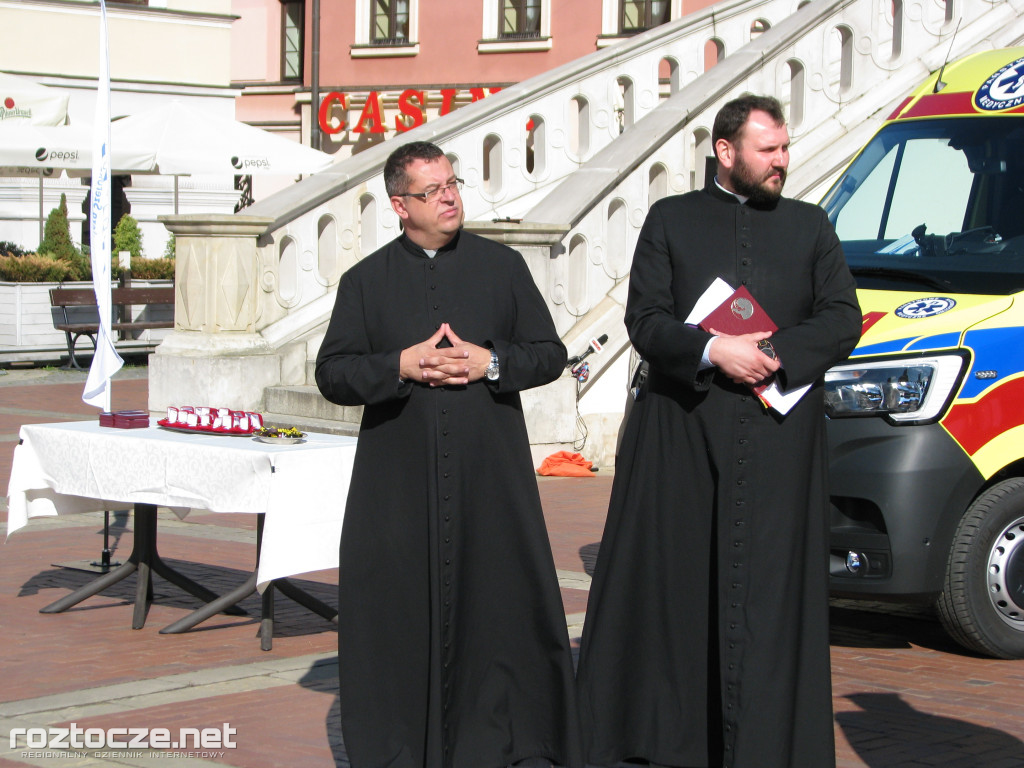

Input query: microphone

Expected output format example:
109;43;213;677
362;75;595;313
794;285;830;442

567;333;609;367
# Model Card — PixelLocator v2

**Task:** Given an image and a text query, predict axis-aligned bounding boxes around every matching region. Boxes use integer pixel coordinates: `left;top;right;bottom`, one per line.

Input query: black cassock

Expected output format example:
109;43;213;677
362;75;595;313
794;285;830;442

576;186;861;768
316;230;581;768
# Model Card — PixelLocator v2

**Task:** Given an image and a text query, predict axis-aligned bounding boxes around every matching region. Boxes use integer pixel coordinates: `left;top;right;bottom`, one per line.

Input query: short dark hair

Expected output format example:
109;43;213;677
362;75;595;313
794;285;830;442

384;141;446;196
711;94;786;147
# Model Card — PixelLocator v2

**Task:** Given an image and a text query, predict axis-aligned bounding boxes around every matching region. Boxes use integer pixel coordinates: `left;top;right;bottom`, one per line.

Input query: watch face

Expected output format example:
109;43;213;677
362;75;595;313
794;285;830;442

757;339;777;359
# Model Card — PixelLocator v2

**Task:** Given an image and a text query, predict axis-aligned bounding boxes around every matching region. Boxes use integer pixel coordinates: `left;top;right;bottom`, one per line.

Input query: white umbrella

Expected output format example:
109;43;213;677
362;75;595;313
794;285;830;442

110;101;334;212
0;124;154;241
0;124;96;175
0;72;70;127
0;123;155;174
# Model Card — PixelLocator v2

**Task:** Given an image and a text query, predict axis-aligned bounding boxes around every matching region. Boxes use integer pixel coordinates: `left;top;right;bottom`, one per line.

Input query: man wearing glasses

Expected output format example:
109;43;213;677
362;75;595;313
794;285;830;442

316;141;580;768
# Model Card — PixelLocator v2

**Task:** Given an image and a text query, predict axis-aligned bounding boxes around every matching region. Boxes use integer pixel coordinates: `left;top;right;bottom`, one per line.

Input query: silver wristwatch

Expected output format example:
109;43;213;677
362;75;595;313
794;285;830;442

485;348;500;381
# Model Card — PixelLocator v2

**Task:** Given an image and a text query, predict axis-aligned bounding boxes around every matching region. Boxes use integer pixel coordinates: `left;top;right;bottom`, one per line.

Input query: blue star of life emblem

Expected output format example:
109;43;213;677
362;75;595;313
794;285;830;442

975;56;1024;112
894;297;957;319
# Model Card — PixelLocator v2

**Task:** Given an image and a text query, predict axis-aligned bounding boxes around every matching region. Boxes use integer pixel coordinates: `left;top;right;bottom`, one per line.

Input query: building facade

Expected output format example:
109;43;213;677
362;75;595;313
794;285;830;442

1;1;712;256
0;0;239;256
235;0;715;164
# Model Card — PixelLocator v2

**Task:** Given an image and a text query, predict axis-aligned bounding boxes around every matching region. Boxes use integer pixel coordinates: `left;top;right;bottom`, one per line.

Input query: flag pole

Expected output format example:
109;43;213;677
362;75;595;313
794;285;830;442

38;172;44;244
83;0;123;411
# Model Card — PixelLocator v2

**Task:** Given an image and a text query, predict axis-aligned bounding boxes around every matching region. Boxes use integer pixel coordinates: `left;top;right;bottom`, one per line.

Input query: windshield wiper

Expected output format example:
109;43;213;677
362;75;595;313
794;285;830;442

849;266;952;291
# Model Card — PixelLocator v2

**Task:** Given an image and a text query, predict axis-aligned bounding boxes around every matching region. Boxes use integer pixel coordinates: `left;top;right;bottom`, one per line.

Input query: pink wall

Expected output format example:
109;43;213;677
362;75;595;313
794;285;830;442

316;0;603;91
232;0;728;154
235;92;302;127
232;0;279;84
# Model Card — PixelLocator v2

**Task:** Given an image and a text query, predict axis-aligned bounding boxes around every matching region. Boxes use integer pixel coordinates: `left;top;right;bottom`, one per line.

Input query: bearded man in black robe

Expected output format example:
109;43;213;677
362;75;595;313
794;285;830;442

316;141;581;768
576;95;861;768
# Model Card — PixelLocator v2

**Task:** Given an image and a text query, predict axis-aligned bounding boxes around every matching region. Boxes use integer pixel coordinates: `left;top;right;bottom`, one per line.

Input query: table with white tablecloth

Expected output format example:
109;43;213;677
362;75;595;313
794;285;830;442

6;421;356;646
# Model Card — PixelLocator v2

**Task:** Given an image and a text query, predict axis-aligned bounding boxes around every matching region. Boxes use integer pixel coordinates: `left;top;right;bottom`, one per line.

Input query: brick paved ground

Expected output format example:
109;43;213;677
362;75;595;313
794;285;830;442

0;367;1022;767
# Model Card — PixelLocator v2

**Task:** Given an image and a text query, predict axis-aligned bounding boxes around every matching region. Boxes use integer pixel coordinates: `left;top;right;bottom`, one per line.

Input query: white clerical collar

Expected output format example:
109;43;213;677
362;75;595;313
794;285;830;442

714;176;748;205
424;249;437;259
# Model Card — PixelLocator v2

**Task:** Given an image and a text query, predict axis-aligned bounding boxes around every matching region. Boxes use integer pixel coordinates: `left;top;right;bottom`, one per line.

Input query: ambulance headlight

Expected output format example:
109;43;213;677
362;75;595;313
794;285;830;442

824;354;966;424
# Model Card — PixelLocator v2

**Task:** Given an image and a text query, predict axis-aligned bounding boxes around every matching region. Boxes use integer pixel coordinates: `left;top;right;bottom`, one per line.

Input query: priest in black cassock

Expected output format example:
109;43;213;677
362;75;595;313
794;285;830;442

316;141;581;768
576;96;861;768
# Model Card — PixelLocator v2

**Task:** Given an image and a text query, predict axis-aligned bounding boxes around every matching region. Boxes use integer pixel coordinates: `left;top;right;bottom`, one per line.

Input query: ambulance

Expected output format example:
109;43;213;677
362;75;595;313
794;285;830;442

821;47;1024;658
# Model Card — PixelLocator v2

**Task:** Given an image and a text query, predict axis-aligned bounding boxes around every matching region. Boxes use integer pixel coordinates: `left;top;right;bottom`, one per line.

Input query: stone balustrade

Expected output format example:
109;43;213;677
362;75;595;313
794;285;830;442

150;0;1024;462
516;0;1024;420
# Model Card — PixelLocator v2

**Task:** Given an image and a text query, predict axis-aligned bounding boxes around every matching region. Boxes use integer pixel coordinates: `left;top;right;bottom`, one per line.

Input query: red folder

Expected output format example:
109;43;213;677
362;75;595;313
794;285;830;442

697;284;778;399
697;284;777;336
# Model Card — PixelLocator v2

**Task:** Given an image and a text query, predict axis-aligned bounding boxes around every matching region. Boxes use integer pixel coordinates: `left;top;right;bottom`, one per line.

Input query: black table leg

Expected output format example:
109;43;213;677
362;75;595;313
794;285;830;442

40;503;246;629
260;585;274;651
160;513;338;650
40;559;139;614
272;578;338;624
160;571;258;634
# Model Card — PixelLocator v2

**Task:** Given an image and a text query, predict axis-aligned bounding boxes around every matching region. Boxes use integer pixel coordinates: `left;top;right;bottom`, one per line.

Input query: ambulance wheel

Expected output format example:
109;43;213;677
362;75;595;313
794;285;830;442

937;478;1024;659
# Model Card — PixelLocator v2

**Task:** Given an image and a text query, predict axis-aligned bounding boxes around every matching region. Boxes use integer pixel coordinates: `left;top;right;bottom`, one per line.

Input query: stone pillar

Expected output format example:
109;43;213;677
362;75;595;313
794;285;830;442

148;214;282;413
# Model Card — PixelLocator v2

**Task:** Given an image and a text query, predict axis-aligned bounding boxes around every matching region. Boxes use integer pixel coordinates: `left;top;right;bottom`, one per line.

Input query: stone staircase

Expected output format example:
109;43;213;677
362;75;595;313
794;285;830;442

151;0;1024;466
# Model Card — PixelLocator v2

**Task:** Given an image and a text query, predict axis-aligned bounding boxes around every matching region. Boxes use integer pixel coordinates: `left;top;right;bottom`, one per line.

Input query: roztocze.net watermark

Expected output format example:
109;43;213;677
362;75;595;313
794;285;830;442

9;722;236;751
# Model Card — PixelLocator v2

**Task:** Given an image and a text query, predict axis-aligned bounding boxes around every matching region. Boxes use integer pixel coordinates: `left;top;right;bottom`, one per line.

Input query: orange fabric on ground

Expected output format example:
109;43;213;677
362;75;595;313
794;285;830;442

537;451;594;477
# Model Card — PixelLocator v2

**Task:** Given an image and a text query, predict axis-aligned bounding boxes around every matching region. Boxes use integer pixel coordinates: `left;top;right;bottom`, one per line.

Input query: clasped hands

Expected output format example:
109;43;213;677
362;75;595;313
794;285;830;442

707;328;781;386
400;323;492;387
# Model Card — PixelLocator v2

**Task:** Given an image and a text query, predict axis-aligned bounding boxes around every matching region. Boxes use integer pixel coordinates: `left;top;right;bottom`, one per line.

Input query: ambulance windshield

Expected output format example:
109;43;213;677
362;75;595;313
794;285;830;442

822;117;1024;295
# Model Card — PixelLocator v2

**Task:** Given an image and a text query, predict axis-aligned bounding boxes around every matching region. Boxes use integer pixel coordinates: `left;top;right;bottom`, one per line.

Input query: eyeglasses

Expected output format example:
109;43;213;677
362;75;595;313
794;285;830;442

399;179;464;204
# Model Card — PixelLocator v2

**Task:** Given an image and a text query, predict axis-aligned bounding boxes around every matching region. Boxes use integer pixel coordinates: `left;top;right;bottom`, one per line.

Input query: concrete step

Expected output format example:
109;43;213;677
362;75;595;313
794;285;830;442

259;411;360;437
262;384;362;436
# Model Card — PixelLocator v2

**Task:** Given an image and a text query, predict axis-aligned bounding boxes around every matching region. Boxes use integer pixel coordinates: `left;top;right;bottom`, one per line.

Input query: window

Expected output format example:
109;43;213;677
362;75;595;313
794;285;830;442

599;0;679;46
822;117;1024;294
281;1;303;82
479;0;550;53
500;0;542;39
833;135;973;243
620;0;670;34
354;0;418;57
372;0;410;44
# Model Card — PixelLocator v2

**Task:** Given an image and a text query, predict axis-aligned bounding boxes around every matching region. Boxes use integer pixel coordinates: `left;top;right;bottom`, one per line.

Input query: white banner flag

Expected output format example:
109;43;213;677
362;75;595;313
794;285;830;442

83;0;123;410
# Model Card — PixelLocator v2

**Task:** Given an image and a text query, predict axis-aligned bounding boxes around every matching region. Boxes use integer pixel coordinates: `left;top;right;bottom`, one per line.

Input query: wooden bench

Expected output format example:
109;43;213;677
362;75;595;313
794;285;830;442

50;285;175;370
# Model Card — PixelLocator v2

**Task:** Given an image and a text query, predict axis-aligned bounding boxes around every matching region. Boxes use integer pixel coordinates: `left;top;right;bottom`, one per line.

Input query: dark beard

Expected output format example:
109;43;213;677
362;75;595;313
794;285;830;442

731;162;786;206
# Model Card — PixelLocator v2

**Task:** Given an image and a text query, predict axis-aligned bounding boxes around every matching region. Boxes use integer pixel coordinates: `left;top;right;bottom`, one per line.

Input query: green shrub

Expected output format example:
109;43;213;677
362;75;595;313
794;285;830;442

39;194;77;260
163;233;176;259
0;249;174;282
113;214;145;260
38;194;89;279
114;256;176;281
0;241;27;257
0;253;81;282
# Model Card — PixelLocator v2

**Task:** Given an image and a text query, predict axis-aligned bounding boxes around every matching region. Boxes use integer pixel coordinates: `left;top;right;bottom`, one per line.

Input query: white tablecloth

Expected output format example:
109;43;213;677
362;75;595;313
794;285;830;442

6;421;357;591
